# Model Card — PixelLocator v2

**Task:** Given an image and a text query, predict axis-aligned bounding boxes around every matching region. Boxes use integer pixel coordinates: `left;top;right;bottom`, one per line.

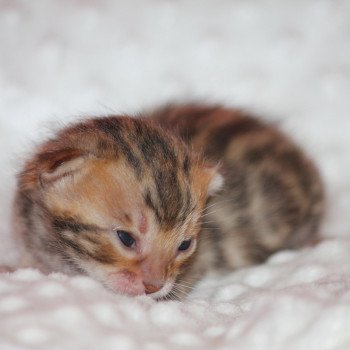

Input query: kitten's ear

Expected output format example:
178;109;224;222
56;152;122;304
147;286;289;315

201;163;224;196
20;147;86;189
190;162;223;201
39;153;87;187
208;171;224;196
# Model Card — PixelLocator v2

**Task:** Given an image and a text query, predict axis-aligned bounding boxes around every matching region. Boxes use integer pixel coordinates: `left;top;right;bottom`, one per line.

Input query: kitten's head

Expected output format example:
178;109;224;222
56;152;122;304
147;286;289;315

18;117;222;299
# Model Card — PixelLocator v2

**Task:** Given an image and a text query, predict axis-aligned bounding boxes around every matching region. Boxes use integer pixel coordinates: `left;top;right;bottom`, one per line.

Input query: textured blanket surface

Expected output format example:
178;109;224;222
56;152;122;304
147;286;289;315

1;239;350;350
0;1;349;349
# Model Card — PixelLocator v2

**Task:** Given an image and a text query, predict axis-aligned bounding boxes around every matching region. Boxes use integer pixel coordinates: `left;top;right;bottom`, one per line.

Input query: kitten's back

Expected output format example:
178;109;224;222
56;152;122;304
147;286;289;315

151;104;324;272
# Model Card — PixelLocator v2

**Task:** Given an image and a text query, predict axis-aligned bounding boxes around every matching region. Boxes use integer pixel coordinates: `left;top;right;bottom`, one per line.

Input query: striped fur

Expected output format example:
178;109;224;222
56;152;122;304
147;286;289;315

13;115;218;297
13;104;324;299
151;104;324;294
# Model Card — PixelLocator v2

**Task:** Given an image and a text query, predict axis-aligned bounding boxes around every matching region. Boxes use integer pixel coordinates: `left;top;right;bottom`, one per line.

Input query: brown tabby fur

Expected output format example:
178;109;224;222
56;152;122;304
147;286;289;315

13;104;324;299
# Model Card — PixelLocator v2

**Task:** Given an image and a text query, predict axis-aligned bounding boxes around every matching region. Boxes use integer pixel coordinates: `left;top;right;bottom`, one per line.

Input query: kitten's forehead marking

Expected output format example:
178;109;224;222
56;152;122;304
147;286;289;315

138;212;148;234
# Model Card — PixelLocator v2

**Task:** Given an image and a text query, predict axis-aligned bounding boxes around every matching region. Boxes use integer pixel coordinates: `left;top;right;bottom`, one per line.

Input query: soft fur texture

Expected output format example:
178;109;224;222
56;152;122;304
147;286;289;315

14;116;218;299
13;105;323;299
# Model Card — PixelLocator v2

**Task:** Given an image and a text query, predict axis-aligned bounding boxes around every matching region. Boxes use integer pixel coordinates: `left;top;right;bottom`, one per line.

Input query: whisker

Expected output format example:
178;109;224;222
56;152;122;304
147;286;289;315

168;290;181;301
199;197;242;218
175;284;195;292
200;209;222;218
174;282;194;290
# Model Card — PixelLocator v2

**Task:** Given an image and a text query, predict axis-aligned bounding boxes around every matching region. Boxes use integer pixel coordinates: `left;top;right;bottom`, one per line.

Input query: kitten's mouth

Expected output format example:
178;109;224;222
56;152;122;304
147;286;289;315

106;281;174;300
102;271;175;299
146;280;175;300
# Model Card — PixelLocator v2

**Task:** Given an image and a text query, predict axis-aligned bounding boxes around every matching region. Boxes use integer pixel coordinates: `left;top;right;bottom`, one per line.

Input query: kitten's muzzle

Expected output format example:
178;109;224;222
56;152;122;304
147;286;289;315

143;282;163;294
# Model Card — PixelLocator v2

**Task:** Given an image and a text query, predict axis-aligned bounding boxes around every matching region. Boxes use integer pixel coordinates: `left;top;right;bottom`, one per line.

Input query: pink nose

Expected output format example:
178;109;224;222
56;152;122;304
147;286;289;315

143;282;163;294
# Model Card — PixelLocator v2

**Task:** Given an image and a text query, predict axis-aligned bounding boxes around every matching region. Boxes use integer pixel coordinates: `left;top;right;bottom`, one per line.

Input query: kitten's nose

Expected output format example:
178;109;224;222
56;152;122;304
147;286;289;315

143;282;163;294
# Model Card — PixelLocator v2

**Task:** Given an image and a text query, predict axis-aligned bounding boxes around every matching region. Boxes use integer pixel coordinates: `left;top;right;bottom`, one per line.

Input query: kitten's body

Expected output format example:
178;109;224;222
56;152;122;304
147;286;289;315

13;105;324;299
151;105;323;289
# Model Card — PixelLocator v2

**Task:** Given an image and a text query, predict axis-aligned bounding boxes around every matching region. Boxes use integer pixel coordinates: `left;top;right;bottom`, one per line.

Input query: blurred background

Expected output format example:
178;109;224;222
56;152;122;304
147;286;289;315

0;0;349;264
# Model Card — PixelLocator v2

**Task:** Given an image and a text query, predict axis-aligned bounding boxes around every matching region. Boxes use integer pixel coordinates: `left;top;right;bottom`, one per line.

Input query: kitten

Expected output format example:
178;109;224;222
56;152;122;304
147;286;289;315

12;105;324;299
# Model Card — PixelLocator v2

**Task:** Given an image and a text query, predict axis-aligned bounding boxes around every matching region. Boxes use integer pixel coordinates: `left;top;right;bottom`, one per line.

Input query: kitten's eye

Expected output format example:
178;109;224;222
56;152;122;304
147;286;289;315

178;239;192;251
116;230;135;248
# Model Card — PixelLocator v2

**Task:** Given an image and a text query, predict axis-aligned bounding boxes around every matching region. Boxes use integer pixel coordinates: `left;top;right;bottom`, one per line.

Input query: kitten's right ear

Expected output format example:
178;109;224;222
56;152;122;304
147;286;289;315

39;154;87;187
19;148;86;191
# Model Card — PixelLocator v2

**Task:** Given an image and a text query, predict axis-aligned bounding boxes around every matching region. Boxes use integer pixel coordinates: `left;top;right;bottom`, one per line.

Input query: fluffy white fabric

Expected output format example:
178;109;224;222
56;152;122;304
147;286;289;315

0;1;349;349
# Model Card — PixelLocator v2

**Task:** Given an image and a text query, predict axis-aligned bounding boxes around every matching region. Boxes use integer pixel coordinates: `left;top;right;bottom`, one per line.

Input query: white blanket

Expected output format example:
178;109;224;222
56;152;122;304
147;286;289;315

1;239;350;350
0;1;349;349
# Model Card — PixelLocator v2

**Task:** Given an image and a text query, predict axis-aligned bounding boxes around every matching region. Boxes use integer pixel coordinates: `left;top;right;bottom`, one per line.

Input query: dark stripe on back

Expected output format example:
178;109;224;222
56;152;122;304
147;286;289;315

244;143;313;195
167;105;219;142
276;150;313;194
260;171;302;227
220;164;250;209
248;239;275;263
206;117;264;159
201;225;228;270
244;142;277;163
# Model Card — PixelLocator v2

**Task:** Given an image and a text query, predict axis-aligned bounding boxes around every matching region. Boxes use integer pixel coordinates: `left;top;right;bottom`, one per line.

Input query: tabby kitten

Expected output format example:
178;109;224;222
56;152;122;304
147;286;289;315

13;104;324;299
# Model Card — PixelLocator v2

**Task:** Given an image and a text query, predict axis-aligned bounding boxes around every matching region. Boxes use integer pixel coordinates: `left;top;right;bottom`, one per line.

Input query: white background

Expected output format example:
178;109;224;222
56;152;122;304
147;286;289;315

0;1;349;349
